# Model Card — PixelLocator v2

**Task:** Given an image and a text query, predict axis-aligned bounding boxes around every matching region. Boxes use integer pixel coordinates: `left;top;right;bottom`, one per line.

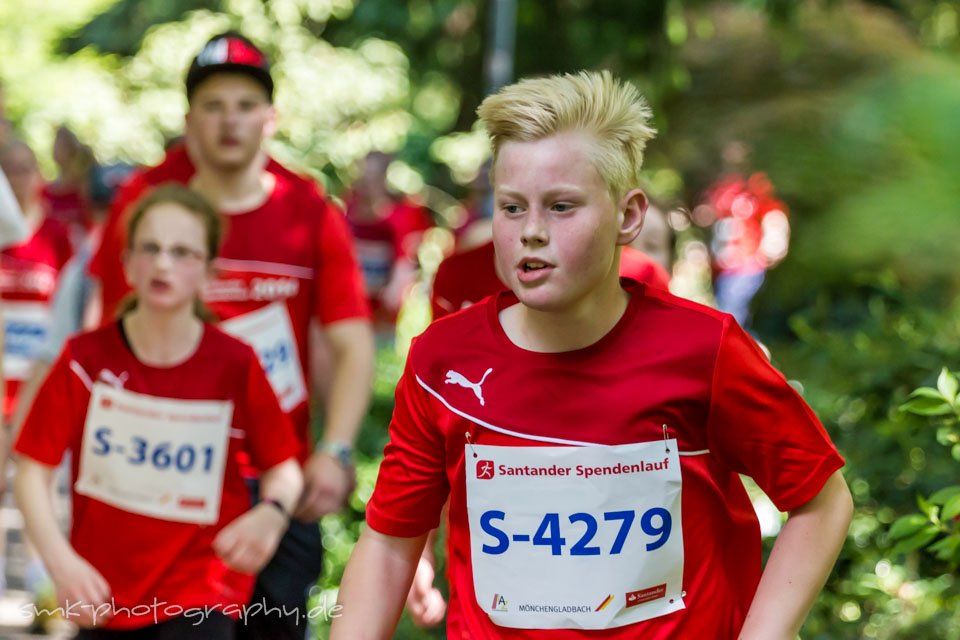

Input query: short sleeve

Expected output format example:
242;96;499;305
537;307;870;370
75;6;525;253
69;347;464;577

240;351;301;470
364;353;449;537
312;194;370;325
706;318;844;512
14;345;87;467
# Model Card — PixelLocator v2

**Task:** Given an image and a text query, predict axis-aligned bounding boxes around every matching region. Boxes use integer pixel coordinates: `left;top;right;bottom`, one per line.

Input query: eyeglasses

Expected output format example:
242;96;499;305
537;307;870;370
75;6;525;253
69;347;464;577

132;241;207;263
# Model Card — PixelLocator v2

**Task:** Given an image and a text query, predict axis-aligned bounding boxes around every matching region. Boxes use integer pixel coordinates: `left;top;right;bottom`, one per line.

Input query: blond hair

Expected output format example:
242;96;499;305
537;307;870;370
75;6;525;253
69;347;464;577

476;70;656;200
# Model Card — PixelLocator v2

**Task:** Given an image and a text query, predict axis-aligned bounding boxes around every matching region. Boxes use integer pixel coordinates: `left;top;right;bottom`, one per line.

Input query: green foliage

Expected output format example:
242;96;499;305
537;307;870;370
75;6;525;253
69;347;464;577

890;367;960;566
58;0;223;56
311;346;446;639
773;275;960;637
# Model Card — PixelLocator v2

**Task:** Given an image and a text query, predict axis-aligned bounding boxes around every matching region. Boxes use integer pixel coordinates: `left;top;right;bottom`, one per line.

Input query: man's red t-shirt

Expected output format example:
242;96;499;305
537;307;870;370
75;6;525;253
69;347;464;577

14;323;299;629
89;147;369;455
367;281;843;638
431;240;670;320
1;216;72;419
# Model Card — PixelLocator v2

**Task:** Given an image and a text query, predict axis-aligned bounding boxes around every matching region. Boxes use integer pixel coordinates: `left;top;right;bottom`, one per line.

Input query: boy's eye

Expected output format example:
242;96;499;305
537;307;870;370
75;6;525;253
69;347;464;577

552;203;573;213
501;204;522;215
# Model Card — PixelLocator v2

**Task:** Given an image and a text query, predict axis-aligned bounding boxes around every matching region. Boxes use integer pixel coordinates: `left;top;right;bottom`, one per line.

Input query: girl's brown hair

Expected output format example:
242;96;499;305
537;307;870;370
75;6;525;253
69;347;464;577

117;184;223;320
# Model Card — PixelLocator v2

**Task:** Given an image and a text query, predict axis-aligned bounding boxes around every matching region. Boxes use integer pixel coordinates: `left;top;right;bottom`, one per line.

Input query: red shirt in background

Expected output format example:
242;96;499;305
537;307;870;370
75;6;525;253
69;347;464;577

343;192;433;319
705;172;788;274
1;216;72;419
41;183;91;243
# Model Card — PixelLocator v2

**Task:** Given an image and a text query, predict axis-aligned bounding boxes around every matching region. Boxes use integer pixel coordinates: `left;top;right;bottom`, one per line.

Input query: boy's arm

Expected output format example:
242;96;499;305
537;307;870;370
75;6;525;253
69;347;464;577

405;527;447;628
332;529;428;639
739;470;853;640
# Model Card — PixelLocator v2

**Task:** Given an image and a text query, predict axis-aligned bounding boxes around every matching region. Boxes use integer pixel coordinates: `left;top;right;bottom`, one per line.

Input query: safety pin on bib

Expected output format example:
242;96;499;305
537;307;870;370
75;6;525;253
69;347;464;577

662;424;670;453
465;431;479;458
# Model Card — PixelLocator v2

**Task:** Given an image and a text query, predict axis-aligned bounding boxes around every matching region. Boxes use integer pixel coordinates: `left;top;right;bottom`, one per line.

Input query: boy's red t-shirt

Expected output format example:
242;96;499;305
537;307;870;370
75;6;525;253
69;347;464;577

367;281;844;638
14;323;299;629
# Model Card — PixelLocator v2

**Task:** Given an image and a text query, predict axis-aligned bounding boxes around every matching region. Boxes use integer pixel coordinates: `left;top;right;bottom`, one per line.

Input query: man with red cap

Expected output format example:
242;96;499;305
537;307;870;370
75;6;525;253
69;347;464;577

87;32;374;640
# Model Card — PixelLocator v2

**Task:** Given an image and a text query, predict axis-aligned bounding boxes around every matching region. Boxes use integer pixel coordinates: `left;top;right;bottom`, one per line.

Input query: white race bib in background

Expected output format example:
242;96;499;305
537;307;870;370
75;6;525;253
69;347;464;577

220;302;307;412
2;301;50;381
76;384;232;525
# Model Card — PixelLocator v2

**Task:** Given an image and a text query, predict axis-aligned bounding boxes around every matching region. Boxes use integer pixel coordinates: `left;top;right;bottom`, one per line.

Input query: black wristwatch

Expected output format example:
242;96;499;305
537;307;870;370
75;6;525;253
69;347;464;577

317;442;354;467
262;497;290;521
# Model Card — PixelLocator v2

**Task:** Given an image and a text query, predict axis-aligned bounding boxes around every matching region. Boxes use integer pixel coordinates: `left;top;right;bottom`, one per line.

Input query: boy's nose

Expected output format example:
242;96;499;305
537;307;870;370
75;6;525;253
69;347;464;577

520;210;548;246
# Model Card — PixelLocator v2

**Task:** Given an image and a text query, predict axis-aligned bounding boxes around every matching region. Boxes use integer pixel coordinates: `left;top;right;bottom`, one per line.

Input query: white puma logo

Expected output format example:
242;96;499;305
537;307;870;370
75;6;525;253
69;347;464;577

98;369;129;390
445;368;494;406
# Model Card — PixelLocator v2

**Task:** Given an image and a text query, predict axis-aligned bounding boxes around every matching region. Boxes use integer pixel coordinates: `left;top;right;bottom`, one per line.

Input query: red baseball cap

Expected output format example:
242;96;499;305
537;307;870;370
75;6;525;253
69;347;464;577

185;32;273;102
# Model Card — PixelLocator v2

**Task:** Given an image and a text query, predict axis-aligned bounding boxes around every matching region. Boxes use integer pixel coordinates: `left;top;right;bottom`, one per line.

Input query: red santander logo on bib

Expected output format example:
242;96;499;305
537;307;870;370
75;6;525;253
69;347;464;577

476;460;495;479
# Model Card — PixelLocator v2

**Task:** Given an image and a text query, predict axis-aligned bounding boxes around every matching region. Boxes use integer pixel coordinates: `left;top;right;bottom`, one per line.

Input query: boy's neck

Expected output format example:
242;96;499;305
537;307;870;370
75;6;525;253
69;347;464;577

190;152;274;214
122;306;204;367
499;280;630;353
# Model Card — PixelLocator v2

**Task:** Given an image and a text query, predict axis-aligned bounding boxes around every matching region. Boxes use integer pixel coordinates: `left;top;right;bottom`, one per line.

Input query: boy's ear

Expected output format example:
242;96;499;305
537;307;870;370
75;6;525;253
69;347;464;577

617;188;648;246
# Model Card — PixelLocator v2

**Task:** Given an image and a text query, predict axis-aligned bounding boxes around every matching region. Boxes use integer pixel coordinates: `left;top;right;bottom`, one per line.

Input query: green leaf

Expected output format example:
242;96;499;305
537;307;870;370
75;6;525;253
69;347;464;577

900;396;954;416
938;367;959;403
953;443;960;462
936;426;959;447
917;494;938;520
943;495;960;521
889;513;931;540
927;534;960;561
891;525;941;555
908;386;946;400
929;485;960;505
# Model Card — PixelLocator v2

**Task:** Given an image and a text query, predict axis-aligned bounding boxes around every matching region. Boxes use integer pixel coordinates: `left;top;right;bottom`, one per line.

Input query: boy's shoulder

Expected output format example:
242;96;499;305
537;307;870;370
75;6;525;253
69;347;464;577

623;280;731;347
408;296;500;372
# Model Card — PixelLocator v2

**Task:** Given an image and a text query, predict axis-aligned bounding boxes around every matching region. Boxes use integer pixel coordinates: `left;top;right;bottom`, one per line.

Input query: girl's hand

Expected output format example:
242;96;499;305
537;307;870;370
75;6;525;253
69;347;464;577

50;550;112;628
213;503;288;574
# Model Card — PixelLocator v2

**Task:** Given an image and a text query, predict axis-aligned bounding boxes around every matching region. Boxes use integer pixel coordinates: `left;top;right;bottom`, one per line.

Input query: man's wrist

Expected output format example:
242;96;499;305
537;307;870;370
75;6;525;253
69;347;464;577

316;441;354;467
